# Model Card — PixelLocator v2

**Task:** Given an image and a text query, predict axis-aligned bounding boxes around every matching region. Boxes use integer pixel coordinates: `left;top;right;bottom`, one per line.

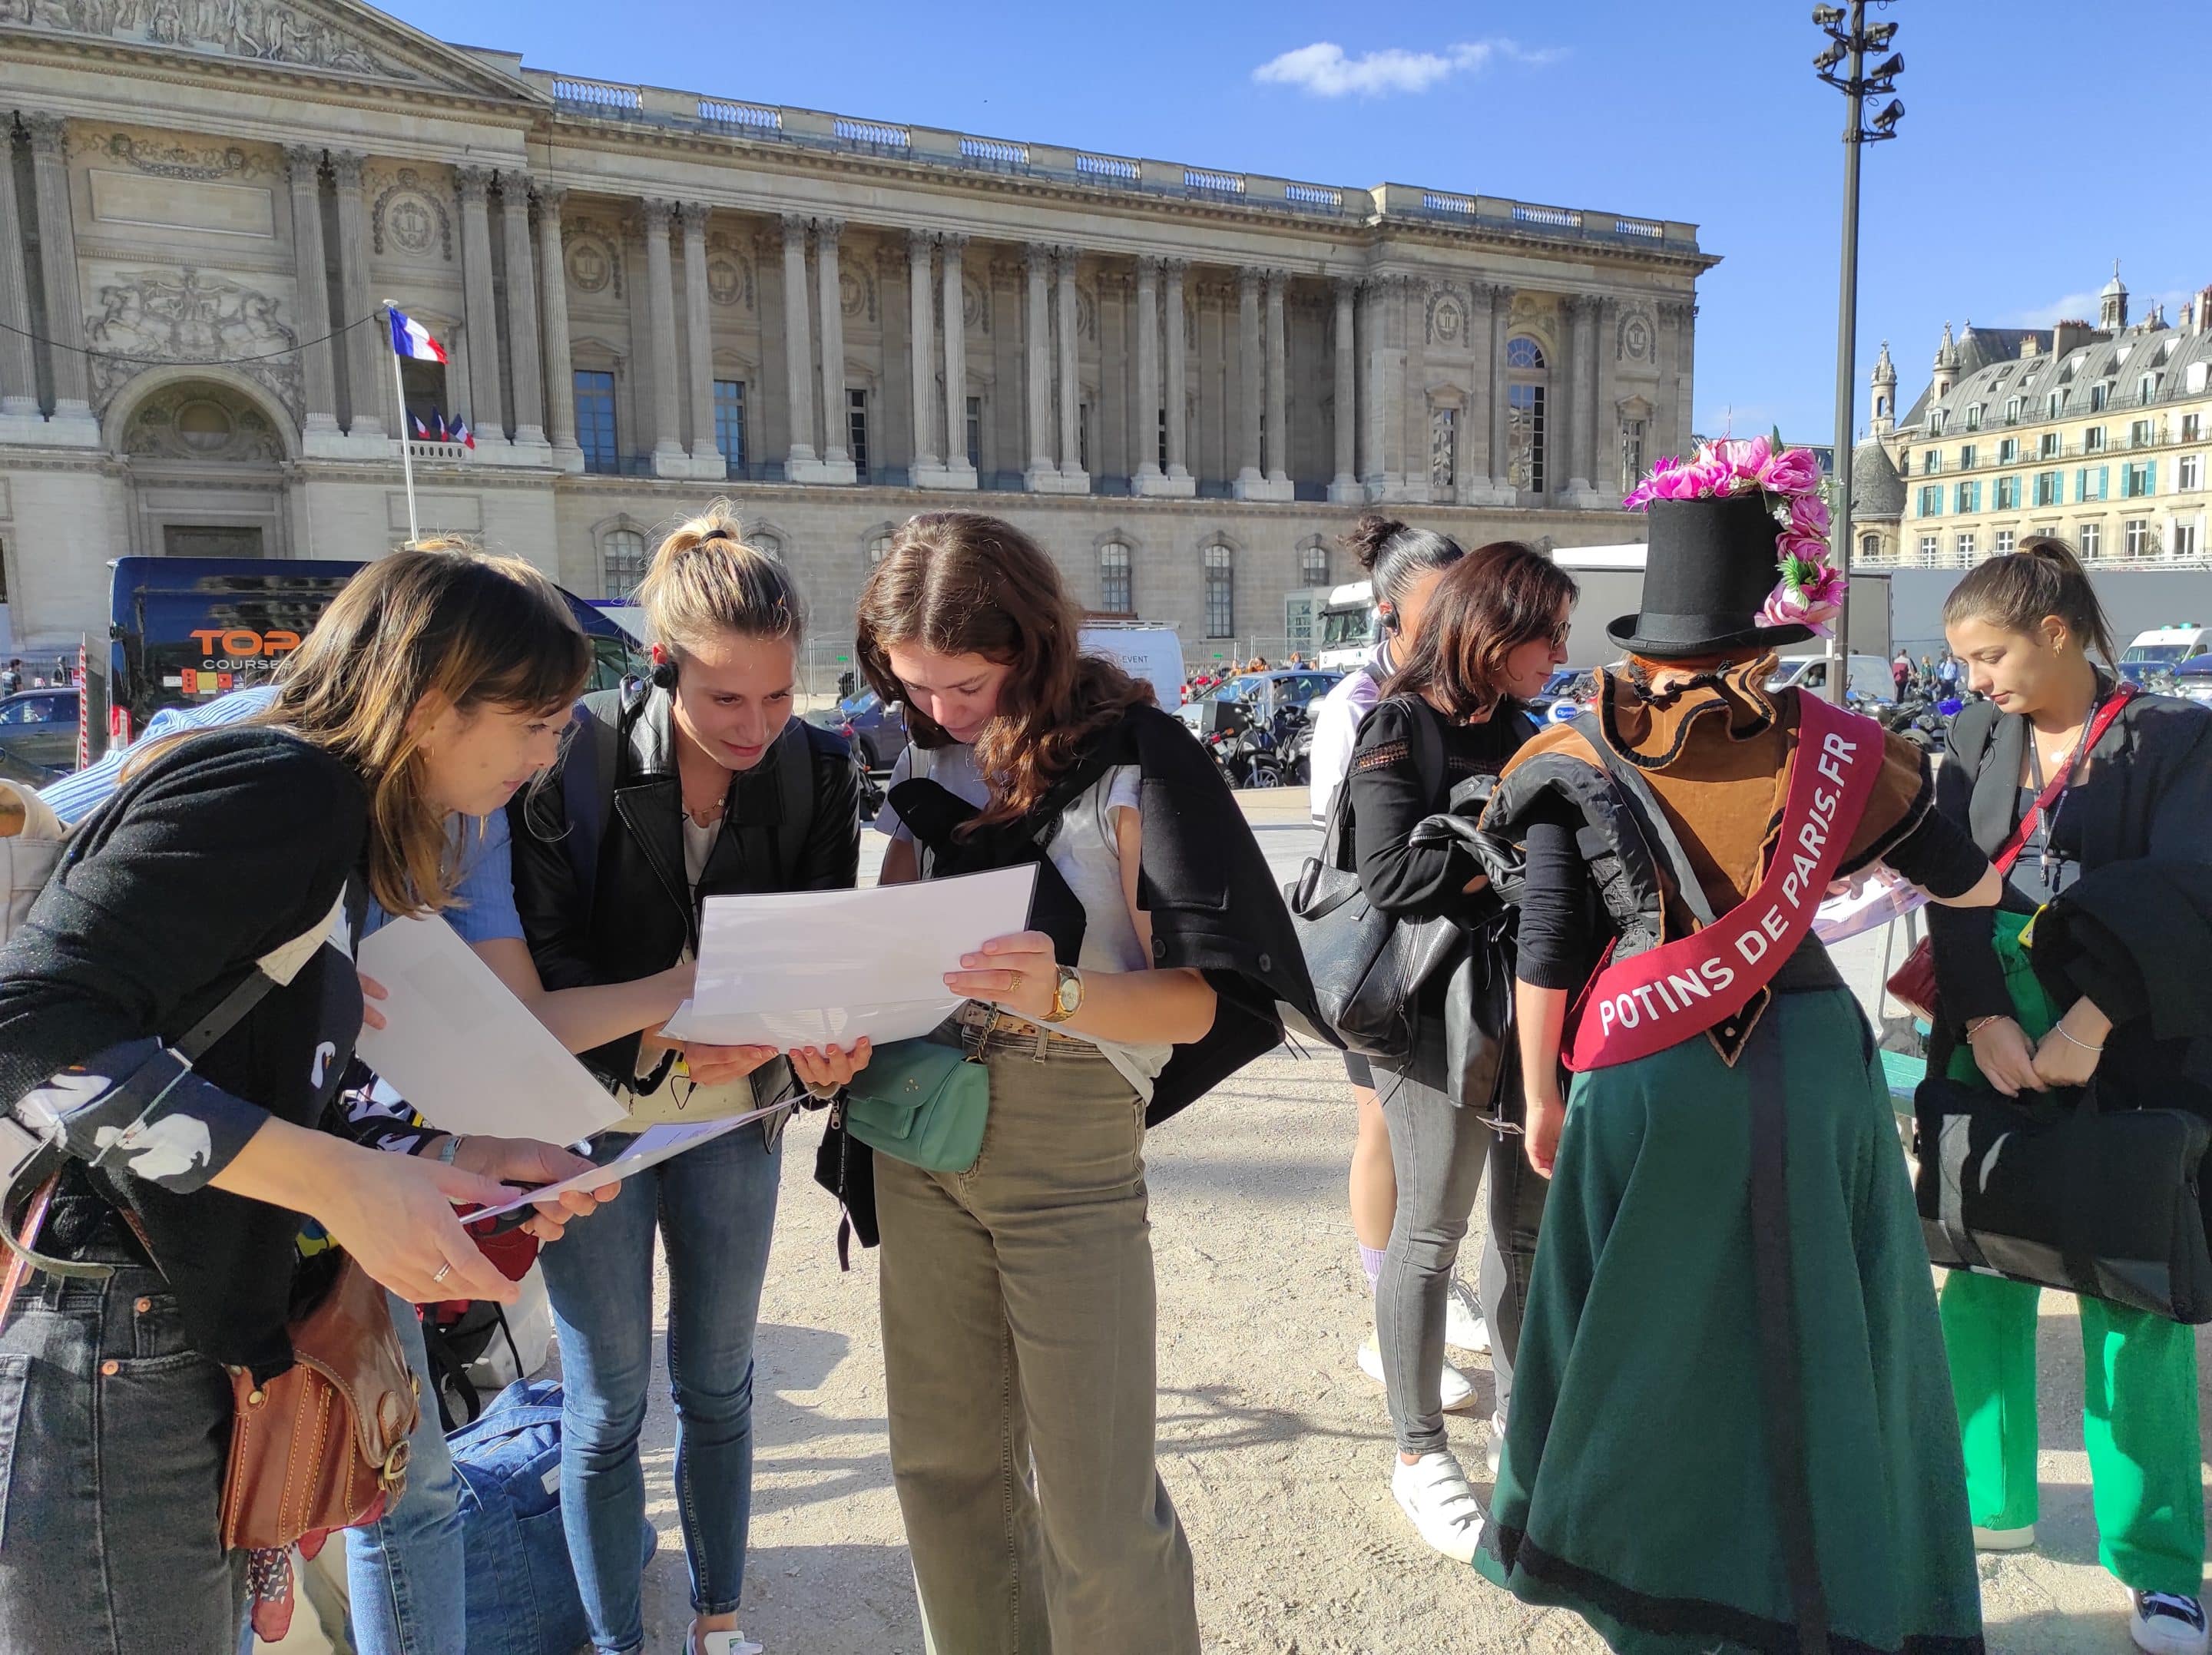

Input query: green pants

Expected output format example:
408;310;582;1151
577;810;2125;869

1939;908;2206;1595
1940;1270;2204;1594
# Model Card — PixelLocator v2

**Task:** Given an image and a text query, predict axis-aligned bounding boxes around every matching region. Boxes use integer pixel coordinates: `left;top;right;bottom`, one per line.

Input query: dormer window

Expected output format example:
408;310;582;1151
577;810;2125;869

1964;404;1983;431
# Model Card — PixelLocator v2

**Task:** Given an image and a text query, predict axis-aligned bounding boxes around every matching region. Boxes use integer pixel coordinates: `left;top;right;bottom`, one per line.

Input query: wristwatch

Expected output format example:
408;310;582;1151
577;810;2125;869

1041;964;1084;1024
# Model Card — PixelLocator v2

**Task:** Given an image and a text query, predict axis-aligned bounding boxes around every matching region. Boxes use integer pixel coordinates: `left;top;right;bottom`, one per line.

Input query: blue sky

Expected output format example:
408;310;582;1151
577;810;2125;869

401;0;2212;452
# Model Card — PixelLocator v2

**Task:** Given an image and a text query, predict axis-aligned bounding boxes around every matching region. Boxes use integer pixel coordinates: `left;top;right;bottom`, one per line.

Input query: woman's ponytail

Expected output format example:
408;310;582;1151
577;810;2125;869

634;501;804;654
1942;535;2118;664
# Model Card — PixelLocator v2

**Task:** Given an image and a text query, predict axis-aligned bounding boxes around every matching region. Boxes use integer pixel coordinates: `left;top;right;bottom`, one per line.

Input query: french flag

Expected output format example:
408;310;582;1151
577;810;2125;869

449;416;475;451
388;306;447;363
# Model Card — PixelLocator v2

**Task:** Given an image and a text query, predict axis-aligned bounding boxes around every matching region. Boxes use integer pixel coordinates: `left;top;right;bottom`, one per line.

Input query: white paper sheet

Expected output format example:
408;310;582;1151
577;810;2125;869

355;915;628;1143
469;1104;789;1220
1812;868;1929;946
659;866;1038;1051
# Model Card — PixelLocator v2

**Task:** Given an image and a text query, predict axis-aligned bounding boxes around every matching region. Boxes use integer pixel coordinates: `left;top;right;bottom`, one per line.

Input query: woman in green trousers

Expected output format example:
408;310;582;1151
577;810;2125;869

1928;539;2212;1655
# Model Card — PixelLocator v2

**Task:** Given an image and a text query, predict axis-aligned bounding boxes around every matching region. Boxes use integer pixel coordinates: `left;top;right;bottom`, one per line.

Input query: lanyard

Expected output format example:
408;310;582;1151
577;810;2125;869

2023;697;2102;893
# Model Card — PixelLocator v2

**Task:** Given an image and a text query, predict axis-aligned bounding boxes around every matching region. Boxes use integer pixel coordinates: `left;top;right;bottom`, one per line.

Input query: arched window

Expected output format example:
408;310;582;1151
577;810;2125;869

1505;336;1548;495
750;529;783;558
1203;543;1234;638
1859;532;1880;561
601;528;646;600
867;532;892;565
1300;542;1329;588
1098;540;1132;613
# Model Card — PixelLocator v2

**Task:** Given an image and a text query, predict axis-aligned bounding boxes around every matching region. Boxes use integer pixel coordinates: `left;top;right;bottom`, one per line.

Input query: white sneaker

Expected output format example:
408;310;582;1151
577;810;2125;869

1359;1333;1480;1412
1445;1277;1491;1354
1972;1523;2035;1552
2130;1591;2210;1655
696;1633;765;1655
1486;1408;1506;1478
1392;1450;1488;1564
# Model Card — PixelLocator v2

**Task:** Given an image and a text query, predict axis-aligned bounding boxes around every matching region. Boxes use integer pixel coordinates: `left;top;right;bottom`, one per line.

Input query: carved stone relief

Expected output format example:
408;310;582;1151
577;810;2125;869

563;217;624;300
961;276;990;335
837;266;876;323
369;167;451;260
1427;287;1467;347
1075;288;1096;343
121;379;284;461
2;0;417;78
1618;307;1654;364
86;266;303;419
704;233;752;309
91;128;269;181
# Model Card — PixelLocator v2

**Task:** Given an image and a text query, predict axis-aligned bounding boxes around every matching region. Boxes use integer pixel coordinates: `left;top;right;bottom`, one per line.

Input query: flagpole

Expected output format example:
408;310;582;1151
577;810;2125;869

383;299;419;546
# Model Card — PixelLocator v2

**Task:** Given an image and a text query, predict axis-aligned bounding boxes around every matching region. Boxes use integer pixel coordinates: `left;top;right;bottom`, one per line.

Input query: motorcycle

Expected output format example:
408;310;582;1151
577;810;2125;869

1272;703;1315;786
1204;703;1285;789
1881;692;1950;754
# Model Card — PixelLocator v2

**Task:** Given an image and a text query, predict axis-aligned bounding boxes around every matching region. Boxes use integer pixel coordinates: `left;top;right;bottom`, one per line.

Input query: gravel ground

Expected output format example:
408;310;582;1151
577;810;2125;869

584;792;2212;1652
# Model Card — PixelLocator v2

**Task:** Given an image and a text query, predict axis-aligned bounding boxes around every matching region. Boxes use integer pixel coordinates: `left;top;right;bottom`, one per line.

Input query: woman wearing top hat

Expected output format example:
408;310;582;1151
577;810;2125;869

1472;440;2002;1654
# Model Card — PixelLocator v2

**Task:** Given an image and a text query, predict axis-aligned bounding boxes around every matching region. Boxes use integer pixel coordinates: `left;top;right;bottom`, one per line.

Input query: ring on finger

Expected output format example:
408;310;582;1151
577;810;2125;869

1008;970;1025;995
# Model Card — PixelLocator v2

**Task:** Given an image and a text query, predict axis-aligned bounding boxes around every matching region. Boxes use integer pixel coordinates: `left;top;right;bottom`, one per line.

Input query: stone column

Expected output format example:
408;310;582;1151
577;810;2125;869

1548;295;1578;501
906;229;938;473
1674;302;1698;462
936;234;975;488
1562;295;1601;505
680;202;721;478
813;217;853;475
535;185;581;470
0;121;36;424
1593;295;1621;501
1022;243;1056;489
1131;256;1164;491
1328;278;1359;501
1160;259;1193;492
780;214;816;472
1053;247;1085;488
640;198;685;475
1359;279;1389;498
329;151;382;440
502;174;547;450
453;166;506;449
1231;267;1264;496
1487;283;1514;497
283;147;339;438
1259;268;1293;501
25;114;94;427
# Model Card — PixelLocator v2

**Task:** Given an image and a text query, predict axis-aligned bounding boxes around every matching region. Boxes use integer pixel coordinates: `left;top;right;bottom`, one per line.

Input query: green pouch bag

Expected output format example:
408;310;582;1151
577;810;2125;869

841;1034;991;1173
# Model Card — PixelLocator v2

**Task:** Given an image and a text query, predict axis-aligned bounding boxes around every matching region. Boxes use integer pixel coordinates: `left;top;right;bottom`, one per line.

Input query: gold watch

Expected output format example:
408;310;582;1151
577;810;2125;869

1041;964;1084;1024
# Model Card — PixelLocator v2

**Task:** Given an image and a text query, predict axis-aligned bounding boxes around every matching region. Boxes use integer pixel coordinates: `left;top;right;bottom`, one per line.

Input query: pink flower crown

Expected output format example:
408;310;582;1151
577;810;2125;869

1622;435;1846;637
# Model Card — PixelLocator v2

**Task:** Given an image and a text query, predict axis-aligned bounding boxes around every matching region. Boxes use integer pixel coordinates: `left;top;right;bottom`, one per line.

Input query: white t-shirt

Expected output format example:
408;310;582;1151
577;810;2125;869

877;742;1172;1099
1307;644;1389;826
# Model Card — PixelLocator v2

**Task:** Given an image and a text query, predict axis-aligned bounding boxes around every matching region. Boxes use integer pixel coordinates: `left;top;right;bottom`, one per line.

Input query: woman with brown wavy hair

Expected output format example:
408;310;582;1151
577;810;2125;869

1343;541;1576;1562
853;510;1313;1653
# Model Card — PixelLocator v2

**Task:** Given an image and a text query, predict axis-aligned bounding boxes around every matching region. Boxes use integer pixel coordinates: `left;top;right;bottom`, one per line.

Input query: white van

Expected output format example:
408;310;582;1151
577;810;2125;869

1769;652;1898;709
2118;625;2212;687
1080;623;1186;703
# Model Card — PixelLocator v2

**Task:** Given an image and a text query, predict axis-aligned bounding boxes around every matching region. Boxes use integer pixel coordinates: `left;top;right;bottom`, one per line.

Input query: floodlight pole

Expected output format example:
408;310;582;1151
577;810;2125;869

1826;2;1866;704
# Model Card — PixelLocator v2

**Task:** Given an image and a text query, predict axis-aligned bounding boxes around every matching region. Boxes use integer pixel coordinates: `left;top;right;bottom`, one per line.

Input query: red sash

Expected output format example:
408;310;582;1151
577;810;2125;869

1565;692;1886;1071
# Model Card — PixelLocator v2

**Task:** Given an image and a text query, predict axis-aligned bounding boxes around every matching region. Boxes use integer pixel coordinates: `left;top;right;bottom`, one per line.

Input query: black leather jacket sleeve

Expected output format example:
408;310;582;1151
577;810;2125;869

793;732;863;892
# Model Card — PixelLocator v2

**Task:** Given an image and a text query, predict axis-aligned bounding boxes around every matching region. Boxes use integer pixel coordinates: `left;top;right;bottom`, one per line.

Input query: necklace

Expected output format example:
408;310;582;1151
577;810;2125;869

684;794;726;829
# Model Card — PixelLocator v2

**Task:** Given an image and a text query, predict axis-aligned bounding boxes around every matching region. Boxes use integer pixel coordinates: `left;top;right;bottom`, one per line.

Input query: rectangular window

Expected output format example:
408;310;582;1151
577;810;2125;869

1994;477;2018;510
1918;535;1939;561
1955;532;1977;560
1959;444;1978;470
2124;518;2153;558
1098;540;1132;614
1964;405;1982;431
1204;544;1234;638
2038;432;2061;459
846;388;869;480
2034;471;2061;507
1430;405;1458;492
2083;426;2104;452
2091;383;2108;412
2175;521;2201;559
1156;406;1168;471
966;396;983;469
574;369;618;475
2130;419;2153;448
2184;414;2203;443
1994;528;2016;554
713;379;746;470
1922;450;1942;475
2078;521;2101;558
2123;462;2156;498
1998;439;2018;465
1917;485;1942;517
2181;453;2203;491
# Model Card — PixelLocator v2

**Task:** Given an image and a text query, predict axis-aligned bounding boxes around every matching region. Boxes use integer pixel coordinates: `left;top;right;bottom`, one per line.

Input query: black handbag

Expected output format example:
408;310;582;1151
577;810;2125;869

1283;701;1459;1062
1915;1074;2212;1322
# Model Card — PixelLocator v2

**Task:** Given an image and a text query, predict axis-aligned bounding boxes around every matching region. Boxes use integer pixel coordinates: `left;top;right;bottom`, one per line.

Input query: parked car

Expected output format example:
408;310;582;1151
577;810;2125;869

808;687;909;773
1177;669;1344;736
2171;654;2212;707
0;687;80;774
1769;652;1898;713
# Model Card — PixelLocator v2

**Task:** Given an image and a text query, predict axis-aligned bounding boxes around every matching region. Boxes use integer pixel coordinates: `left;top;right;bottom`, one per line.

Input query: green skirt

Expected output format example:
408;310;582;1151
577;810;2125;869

1476;986;1984;1655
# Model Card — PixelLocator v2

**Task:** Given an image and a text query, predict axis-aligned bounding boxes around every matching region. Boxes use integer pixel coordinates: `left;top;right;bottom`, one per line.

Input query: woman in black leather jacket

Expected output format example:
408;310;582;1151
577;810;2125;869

509;505;862;1655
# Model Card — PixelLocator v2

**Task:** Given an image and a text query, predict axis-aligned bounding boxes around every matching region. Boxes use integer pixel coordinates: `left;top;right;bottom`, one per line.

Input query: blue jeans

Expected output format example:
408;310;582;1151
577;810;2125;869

538;1120;782;1653
343;1293;465;1654
0;1237;242;1651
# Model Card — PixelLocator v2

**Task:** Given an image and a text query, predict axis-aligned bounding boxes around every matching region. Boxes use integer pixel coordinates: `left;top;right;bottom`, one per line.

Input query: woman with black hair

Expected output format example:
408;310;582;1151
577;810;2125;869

1345;540;1576;1561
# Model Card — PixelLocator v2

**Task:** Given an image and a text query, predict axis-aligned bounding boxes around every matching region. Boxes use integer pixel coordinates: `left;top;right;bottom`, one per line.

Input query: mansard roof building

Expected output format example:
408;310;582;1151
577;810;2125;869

0;0;1716;666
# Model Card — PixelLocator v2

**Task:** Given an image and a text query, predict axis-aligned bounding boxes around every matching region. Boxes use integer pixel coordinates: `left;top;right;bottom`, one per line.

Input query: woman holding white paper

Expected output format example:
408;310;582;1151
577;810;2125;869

856;511;1319;1654
509;504;865;1655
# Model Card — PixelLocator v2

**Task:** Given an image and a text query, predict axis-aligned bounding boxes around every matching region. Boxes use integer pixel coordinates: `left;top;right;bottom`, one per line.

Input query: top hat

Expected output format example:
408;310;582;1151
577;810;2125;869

1606;493;1813;660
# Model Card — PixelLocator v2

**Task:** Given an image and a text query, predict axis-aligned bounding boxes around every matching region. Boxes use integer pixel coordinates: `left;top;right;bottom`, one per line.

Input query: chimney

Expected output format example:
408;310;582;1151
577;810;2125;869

2051;319;2094;358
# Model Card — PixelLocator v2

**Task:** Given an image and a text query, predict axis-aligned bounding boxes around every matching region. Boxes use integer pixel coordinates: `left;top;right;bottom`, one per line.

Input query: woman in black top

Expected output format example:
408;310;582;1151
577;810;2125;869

1927;540;2212;1649
0;548;606;1652
1346;541;1576;1564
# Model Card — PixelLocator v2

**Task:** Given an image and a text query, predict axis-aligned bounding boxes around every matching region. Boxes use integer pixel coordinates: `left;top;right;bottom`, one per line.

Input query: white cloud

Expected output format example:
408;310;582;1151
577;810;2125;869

1252;38;1559;99
2002;287;2191;329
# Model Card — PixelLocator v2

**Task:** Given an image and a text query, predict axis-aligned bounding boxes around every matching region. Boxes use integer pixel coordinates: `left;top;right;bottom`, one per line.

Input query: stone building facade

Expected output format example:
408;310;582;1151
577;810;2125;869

0;0;1715;672
1853;270;2212;570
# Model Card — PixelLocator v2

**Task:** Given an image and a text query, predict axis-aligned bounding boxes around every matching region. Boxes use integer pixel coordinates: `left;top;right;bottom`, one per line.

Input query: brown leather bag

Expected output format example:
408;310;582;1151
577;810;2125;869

217;1254;421;1551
